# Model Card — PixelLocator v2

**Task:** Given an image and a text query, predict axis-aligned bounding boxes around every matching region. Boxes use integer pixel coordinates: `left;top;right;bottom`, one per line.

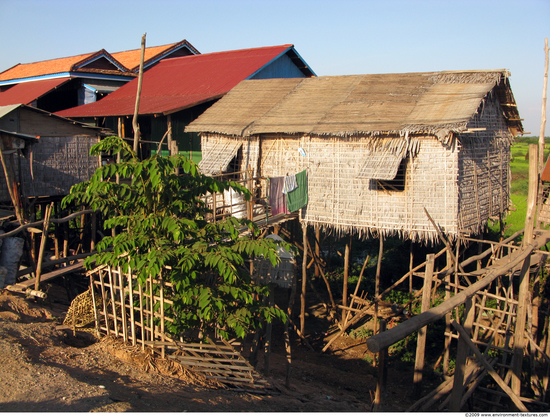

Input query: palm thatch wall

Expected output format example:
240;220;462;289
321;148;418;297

188;70;521;243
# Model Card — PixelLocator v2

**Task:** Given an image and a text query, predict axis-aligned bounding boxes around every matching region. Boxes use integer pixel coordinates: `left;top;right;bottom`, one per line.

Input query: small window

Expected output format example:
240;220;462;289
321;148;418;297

376;158;407;192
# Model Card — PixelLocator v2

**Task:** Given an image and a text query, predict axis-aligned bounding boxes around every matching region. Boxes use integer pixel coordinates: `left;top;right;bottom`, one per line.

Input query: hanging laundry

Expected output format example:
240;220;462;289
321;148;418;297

286;169;308;213
282;174;298;194
269;177;290;216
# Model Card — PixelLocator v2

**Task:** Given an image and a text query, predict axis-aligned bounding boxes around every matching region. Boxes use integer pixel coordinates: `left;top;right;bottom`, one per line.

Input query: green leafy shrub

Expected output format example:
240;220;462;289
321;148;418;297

63;136;290;340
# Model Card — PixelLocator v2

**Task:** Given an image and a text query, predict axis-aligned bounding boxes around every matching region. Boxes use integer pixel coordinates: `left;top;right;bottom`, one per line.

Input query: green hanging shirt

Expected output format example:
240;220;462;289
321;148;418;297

286;169;308;213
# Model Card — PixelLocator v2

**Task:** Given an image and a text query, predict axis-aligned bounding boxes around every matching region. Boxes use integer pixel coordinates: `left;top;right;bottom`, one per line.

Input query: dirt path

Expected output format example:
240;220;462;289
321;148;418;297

0;289;413;412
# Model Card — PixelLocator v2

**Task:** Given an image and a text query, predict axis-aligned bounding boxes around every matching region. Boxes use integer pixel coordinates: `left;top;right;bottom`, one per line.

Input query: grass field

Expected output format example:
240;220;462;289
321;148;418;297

498;136;549;237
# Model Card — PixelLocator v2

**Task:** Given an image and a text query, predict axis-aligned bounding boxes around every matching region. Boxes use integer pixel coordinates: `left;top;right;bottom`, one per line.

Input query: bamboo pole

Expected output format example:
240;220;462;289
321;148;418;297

538;38;549;174
132;33;146;154
0;137;24;224
512;144;538;398
449;296;475;411
300;222;307;336
128;268;136;346
343;255;369;329
452;321;528;412
314;225;320;280
264;284;274;374
413;253;434;398
34;204;52;291
373;319;387;412
365;229;550;354
342;235;351;322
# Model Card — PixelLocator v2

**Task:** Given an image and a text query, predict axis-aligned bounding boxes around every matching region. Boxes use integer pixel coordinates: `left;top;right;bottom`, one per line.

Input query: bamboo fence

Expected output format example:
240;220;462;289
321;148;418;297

86;264;271;391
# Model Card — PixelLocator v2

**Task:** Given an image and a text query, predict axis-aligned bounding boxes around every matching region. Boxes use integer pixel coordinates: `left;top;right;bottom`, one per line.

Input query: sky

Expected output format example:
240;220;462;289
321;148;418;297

0;0;548;136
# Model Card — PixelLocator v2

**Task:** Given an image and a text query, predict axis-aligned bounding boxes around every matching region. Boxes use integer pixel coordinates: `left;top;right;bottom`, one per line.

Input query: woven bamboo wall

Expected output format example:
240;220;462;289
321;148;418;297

0;135;100;201
255;133;460;243
457;95;512;235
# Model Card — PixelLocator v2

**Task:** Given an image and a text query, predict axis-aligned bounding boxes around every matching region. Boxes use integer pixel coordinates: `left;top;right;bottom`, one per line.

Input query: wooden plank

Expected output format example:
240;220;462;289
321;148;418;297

7;260;85;292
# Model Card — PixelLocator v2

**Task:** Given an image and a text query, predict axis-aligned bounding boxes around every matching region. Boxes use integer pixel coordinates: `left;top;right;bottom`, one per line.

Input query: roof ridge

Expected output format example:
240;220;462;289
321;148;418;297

190;44;293;58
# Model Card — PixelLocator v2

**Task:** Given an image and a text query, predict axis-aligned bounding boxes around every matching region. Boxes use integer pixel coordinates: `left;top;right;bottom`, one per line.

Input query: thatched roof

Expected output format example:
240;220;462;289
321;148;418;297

185;70;523;139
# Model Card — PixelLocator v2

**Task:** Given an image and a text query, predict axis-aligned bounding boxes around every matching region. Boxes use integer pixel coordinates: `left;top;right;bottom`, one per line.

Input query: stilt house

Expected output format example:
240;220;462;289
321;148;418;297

185;70;523;243
0;104;103;202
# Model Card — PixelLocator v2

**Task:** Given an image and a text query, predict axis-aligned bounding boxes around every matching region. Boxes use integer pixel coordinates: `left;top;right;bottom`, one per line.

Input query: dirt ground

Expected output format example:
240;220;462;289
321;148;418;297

0;287;417;413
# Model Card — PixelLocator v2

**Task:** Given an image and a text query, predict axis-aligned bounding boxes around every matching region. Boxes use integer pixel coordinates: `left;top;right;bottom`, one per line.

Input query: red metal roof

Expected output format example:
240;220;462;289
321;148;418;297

0;78;70;106
57;45;296;118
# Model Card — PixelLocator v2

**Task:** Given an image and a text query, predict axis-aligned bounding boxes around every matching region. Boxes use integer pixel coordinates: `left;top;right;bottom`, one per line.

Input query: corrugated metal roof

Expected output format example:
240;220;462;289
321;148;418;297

0;78;71;106
0;51;128;82
111;40;200;72
56;45;304;118
0;40;199;83
185;70;523;137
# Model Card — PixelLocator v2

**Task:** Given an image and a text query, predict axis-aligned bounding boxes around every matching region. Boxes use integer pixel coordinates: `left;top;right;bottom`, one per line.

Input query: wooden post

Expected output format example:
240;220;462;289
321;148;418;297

342;235;351;322
0;137;24;224
374;237;383;336
512;144;538;398
117;117;122;184
54;202;60;260
373;319;387;412
284;317;292;387
314;225;320;280
452;321;529;412
300;222;308;336
409;241;414;294
133;33;146;154
413;253;434;399
90;211;97;251
538;38;549;174
63;221;69;266
449;296;476;411
34;204;52;291
264;284;274;374
524;144;538;246
443;249;453;375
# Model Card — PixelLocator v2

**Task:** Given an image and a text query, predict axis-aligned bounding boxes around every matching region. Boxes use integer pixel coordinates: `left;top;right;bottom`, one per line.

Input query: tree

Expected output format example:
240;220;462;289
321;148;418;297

63;136;289;340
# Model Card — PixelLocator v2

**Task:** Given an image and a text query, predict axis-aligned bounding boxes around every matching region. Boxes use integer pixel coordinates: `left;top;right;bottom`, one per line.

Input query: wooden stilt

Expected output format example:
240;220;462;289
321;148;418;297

413;253;434;399
314;225;320;280
284;317;291;387
444;248;453;375
409;240;414;294
373;237;383;365
450;296;475;411
264;284;274;374
300;222;307;337
54;202;60;260
373;319;387;411
34;204;52;291
512;144;538;400
342;235;351;323
452;320;529;412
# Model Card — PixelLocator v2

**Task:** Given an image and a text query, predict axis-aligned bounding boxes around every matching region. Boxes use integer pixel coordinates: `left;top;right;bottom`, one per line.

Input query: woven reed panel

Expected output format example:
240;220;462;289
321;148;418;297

457;96;512;235
0;135;99;200
199;135;243;175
